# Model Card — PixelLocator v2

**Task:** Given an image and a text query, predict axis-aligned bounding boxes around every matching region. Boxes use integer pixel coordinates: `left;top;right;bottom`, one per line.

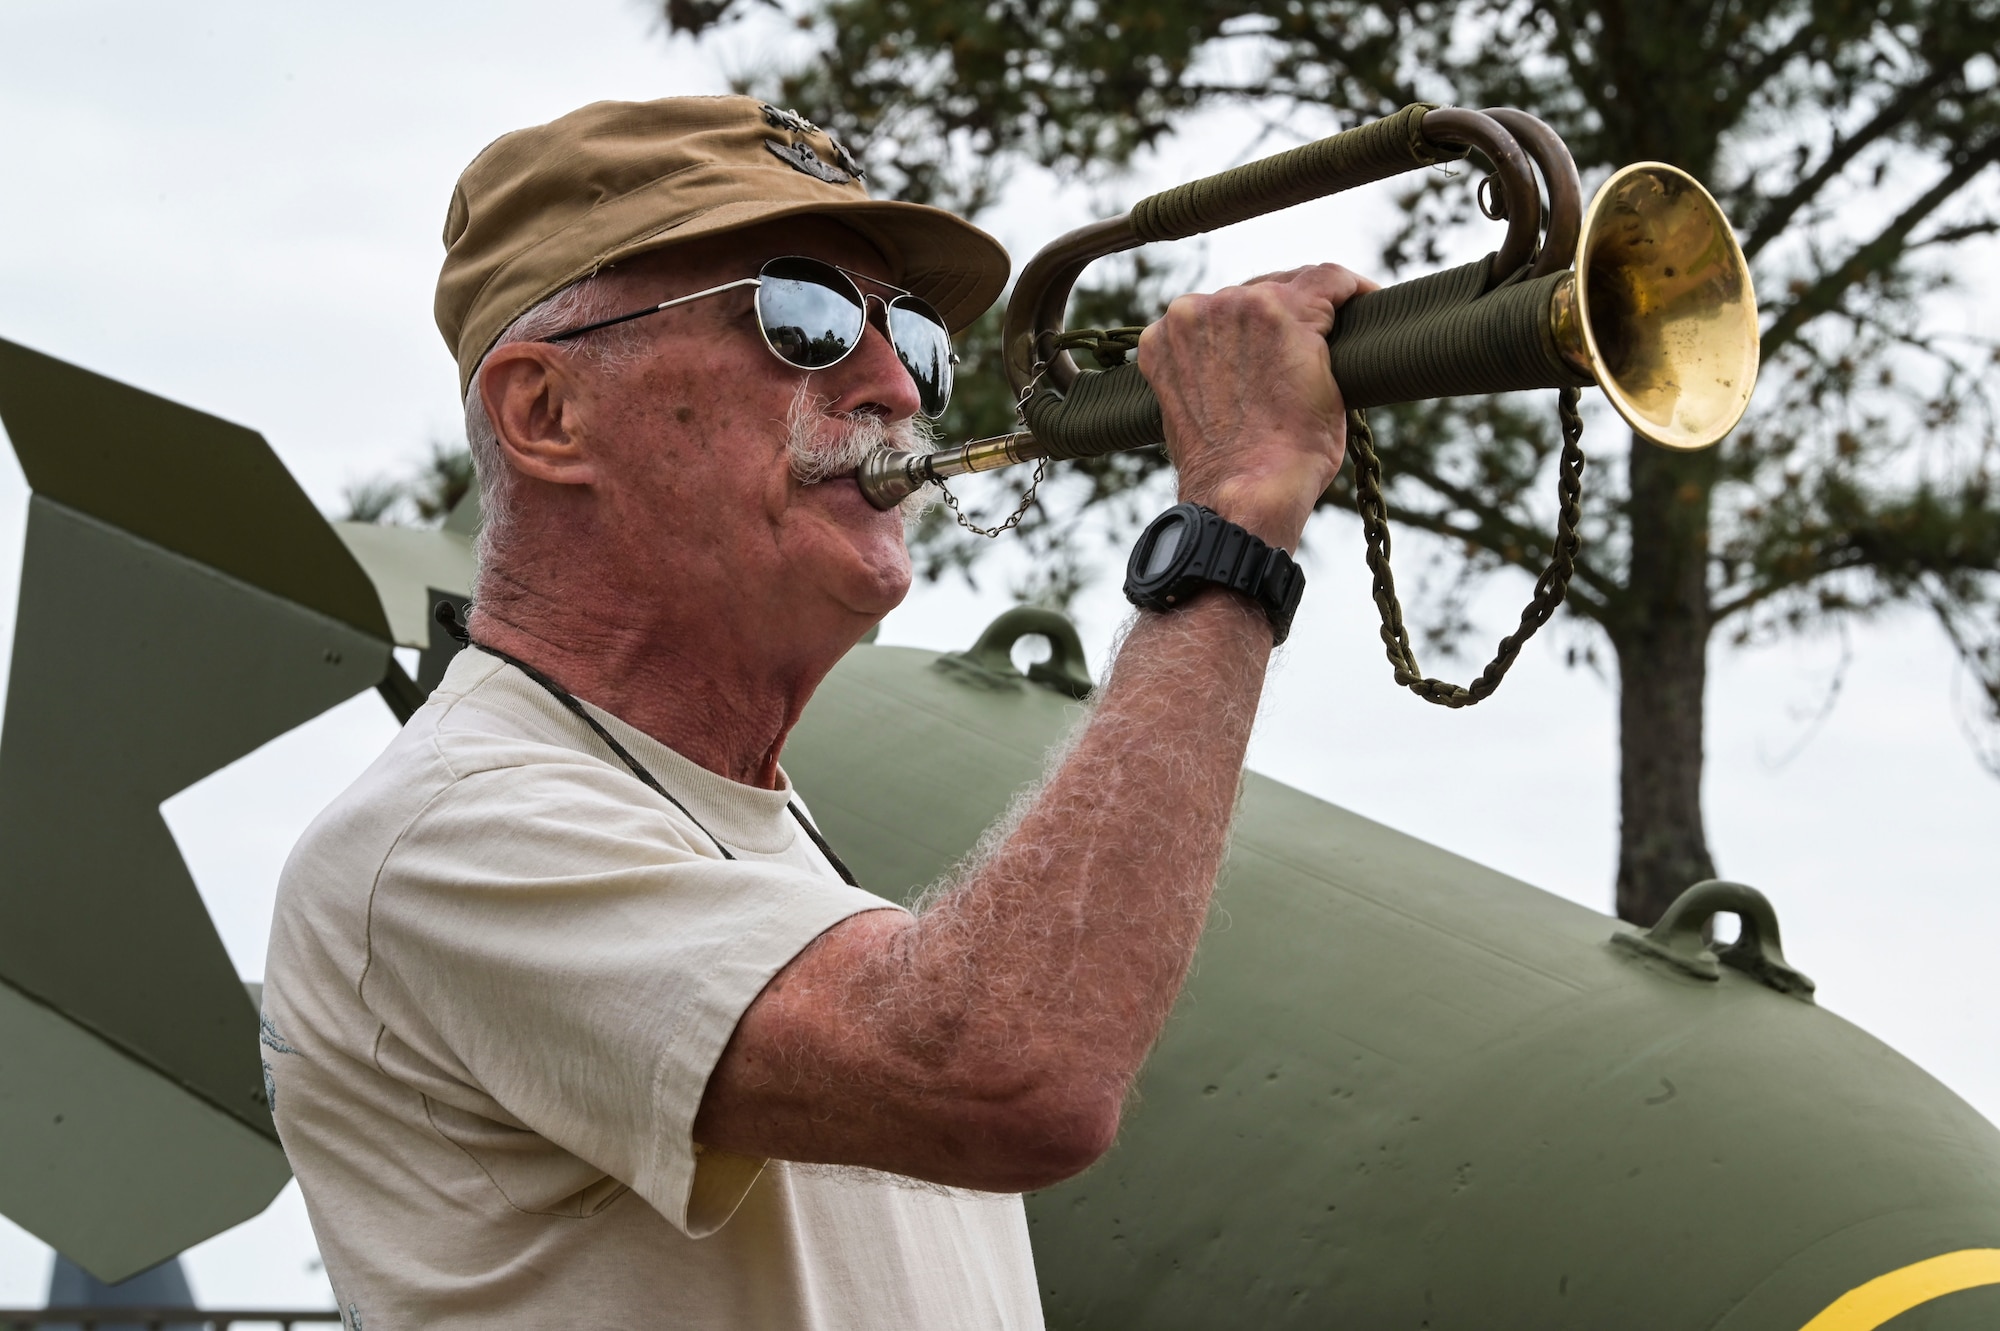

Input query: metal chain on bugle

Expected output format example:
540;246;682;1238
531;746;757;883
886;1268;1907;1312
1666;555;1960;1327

937;457;1047;538
1350;387;1585;707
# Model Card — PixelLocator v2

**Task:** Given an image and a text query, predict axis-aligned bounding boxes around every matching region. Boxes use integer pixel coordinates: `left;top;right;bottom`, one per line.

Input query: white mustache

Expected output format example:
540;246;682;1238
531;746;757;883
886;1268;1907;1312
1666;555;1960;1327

785;386;937;514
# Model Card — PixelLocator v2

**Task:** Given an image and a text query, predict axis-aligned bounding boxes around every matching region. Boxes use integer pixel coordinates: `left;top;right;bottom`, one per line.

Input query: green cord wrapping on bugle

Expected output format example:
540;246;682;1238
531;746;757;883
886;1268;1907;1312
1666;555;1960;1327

1127;103;1459;244
1019;257;1590;462
1329;261;1590;404
1018;359;1168;460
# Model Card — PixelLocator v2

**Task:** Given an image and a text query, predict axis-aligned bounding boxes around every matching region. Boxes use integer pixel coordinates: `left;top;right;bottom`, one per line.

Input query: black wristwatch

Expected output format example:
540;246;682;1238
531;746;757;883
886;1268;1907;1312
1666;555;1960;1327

1123;503;1306;645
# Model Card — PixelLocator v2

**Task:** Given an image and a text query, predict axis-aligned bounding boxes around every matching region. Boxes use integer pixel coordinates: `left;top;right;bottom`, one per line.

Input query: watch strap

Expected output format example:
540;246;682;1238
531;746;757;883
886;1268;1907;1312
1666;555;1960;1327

1124;504;1306;645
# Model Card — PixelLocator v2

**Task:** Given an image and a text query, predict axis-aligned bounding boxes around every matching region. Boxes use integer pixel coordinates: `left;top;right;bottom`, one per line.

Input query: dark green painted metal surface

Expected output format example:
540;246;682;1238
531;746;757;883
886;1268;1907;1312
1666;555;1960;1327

0;340;392;1279
0;338;388;640
0;968;298;1284
1;498;385;1137
784;614;2000;1330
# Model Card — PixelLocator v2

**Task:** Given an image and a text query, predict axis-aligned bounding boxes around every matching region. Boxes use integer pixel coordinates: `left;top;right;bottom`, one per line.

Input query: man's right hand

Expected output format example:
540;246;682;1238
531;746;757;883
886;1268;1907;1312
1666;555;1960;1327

1138;263;1376;552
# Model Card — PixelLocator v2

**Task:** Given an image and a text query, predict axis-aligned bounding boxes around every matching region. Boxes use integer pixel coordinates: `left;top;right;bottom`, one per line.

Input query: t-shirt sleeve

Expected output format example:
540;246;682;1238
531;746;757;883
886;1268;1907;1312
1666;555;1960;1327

359;756;899;1238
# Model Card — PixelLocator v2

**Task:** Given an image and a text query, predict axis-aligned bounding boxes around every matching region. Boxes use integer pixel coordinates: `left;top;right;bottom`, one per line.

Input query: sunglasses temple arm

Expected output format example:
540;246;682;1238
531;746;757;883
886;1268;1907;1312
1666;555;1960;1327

542;277;763;344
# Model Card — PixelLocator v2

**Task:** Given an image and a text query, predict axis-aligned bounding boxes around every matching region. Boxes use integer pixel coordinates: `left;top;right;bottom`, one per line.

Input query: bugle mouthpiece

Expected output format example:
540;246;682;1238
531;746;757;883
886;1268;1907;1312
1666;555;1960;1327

856;433;1049;511
856;448;934;510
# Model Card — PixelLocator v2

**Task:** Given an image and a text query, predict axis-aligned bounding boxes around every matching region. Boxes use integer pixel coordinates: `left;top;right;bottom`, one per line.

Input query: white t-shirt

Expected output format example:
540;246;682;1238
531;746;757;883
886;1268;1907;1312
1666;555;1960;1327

263;649;1044;1330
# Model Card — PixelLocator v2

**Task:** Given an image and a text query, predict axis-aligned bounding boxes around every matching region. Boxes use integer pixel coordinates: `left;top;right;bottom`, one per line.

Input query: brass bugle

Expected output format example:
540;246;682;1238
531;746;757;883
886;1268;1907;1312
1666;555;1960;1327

858;104;1759;510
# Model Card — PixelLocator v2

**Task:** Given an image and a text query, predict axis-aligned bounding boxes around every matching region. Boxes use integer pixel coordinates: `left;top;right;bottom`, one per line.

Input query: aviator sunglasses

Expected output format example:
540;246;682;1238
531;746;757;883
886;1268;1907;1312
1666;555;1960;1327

539;255;957;418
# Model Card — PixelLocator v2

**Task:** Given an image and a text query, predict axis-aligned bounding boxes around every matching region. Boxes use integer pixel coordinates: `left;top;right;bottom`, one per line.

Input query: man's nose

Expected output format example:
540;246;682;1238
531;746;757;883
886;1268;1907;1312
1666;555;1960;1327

819;296;924;421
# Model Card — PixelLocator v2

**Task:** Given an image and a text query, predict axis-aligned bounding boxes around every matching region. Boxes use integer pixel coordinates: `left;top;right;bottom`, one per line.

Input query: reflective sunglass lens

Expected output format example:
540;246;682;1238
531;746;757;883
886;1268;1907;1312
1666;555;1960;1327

757;258;865;369
755;257;955;417
886;297;954;418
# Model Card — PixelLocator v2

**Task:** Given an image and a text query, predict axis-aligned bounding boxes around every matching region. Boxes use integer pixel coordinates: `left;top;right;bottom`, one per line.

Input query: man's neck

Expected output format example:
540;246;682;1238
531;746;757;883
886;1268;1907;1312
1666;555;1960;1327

468;587;825;790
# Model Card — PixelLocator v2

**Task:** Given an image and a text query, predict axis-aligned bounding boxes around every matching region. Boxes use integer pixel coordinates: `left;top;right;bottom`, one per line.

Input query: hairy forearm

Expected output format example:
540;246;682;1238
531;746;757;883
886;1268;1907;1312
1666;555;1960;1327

697;592;1274;1187
902;594;1269;1080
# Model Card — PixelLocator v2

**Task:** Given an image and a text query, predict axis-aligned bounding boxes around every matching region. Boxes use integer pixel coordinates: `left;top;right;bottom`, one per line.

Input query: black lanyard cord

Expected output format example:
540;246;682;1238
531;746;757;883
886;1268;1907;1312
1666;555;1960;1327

460;632;860;887
785;802;862;888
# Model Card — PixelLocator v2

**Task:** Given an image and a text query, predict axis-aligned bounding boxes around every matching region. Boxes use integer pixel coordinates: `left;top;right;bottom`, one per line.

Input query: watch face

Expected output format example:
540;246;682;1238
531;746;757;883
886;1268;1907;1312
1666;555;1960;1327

1141;514;1188;581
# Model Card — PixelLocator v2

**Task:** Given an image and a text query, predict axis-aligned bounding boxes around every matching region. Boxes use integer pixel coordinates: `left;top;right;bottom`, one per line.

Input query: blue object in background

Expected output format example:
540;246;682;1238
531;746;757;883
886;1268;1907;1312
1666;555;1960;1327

44;1254;201;1331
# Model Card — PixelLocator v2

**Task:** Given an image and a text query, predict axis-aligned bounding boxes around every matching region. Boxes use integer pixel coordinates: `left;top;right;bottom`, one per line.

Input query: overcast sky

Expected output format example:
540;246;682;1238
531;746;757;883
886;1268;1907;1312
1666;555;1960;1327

1;0;1996;1309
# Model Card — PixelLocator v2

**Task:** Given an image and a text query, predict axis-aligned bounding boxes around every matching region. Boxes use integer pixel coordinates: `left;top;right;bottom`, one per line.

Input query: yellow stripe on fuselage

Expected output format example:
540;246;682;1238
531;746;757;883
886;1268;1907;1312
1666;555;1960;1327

1799;1249;2000;1330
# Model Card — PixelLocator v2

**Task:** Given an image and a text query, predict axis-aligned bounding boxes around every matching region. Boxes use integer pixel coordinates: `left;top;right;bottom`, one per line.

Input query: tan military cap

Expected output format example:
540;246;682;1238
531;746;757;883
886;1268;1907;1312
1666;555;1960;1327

437;95;1011;396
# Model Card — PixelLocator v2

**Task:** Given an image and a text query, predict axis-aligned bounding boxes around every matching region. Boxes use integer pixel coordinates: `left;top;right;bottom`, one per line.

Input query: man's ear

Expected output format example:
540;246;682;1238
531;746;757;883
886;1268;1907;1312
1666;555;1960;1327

480;343;598;486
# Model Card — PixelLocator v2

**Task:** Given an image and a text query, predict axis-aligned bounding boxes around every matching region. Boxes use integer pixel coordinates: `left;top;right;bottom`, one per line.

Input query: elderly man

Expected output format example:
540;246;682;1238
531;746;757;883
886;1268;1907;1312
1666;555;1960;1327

263;96;1367;1329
